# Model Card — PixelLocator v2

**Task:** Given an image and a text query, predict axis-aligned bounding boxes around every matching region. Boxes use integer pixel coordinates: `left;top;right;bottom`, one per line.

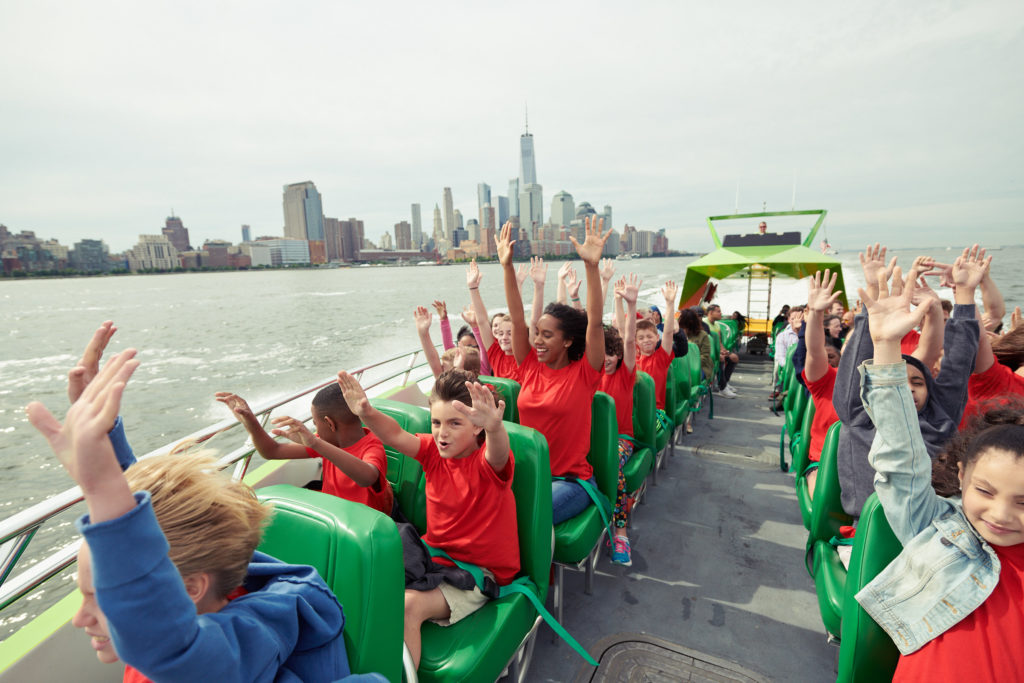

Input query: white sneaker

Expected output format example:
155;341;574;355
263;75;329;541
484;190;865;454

720;386;738;399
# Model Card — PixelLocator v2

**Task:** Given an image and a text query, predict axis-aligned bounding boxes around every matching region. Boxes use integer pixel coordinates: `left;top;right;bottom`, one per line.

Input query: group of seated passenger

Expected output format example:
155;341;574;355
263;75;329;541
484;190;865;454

773;243;1024;679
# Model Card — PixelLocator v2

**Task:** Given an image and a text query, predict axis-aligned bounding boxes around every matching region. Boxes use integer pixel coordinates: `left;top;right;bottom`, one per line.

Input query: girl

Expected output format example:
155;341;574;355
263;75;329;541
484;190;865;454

337;368;518;669
600;274;641;565
497;217;610;525
856;265;1024;679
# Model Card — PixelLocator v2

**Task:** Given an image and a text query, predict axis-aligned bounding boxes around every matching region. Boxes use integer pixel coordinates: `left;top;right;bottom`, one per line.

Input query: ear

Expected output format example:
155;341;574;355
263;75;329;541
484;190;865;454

957;461;966;487
182;572;214;607
323;415;337;433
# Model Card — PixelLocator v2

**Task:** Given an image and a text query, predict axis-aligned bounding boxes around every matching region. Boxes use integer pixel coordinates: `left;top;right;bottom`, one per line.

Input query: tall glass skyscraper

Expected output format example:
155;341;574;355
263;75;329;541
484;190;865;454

508;178;519;217
519;127;536;186
282;181;324;241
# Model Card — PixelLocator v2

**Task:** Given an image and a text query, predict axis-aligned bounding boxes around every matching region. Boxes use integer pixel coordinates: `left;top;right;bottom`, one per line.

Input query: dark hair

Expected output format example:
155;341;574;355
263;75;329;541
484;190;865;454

933;402;1024;496
823;314;842;334
430;369;497;445
455;325;476;346
636;319;658;335
940;300;953;314
312;383;358;425
679;308;702;337
731;311;747;332
603;325;623;370
992;327;1024;372
543;302;588;362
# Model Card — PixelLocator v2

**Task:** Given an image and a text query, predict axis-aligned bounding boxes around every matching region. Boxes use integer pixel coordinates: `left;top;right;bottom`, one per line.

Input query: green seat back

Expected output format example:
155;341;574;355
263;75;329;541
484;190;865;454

625;371;657;491
719;320;738;351
708;330;722;380
792;400;816;480
369;398;430;533
256;486;403;682
478;375;520;423
671;358;692;425
808;422;852;546
687;342;703;391
812;538;846;637
837;494;902;683
418;421;553;681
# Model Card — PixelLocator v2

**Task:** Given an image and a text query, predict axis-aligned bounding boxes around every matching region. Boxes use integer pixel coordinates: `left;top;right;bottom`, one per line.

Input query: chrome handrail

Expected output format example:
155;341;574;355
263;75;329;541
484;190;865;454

0;346;437;612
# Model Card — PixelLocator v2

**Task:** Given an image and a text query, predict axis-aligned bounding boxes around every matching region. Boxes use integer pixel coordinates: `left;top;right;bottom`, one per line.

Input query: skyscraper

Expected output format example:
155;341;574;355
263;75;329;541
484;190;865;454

508;179;519;217
282;181;324;241
410;203;422;248
519;184;543;235
497;196;509;226
477;183;491;224
162;215;191;252
241;224;251;243
323;217;342;260
432;204;443;243
519;119;537;186
442;187;455;242
395;221;412;250
454;209;463;230
551;191;574;227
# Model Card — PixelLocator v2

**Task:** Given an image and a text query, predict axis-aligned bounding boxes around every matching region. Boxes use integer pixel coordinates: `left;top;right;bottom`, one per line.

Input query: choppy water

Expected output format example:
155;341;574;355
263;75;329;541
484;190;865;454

1;246;1022;638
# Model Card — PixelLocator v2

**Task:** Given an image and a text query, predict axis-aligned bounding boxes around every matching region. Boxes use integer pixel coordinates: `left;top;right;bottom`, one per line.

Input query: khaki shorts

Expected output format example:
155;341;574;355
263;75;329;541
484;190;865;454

431;569;494;626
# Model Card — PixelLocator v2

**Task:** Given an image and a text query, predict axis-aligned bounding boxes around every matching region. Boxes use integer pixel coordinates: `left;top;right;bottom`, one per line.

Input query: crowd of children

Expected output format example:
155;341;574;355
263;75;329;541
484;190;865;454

25;229;1024;681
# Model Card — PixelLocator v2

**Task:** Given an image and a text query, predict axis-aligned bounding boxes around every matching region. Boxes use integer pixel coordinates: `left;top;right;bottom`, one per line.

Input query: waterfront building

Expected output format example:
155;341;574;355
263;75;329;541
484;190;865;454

481;204;495;240
496;195;509;226
395;220;412;250
603;229;622;256
241;224;251;243
201;240;232;268
410;203;422;248
282;181;324;241
443;187;455;241
432;204;444;244
256;238;310;266
324;217;342;261
551;191;574;228
465;219;480;244
127;234;180;271
339;218;364;262
477;183;491;217
240;242;272;267
518;183;543;235
70;239;112;272
40;240;69;267
161;215;191;252
508;179;519;217
380;232;394;250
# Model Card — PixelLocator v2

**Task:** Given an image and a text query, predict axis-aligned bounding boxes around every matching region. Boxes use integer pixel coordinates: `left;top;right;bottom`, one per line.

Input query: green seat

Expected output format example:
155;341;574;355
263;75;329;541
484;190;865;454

624;371;656;495
686;341;712;420
812;537;847;638
793;400;816;530
370;398;430;533
553;392;620;624
478;374;520;423
719;320;738;351
418;421;553;682
837;494;902;682
708;330;722;389
809;424;854;636
671;357;692;430
778;347;805;471
256;486;404;682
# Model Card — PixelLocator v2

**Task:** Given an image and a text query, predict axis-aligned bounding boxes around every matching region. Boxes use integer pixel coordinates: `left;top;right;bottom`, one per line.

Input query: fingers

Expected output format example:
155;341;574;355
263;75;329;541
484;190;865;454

81;321;116;368
26;401;62;445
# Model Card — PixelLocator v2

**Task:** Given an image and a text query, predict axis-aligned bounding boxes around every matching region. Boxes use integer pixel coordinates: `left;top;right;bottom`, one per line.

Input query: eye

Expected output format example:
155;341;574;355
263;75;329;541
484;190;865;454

975;487;992;497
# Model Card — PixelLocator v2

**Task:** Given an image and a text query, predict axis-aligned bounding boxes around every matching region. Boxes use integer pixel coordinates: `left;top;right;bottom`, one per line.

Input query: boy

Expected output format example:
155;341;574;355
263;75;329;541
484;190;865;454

635;281;678;410
216;384;393;515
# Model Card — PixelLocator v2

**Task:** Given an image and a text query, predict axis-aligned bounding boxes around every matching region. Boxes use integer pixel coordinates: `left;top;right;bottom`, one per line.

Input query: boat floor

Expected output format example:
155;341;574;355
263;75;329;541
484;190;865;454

527;351;836;682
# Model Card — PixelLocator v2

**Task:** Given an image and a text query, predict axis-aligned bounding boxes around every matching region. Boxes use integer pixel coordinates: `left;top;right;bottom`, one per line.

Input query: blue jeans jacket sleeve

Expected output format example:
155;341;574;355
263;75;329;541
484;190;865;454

860;360;946;544
930;303;978;424
108;416;136;471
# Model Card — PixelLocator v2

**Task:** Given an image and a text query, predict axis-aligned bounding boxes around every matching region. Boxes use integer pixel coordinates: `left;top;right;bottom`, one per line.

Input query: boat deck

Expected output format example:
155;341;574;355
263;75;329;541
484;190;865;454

528;351;836;682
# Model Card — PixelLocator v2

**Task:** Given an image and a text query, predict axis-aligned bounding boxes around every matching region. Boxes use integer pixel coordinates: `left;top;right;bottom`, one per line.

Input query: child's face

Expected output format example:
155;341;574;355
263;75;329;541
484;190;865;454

72;545;119;664
603;352;620;375
958;448;1024;547
906;364;929;412
430;400;481;459
457;335;477;350
636;328;659;356
495;321;513;352
825;346;841;368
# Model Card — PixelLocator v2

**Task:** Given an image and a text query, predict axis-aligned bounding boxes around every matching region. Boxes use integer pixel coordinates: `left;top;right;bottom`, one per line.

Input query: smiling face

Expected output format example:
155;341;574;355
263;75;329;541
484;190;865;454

827;317;843;338
636;327;659;356
494;320;513;353
72;545;119;664
534;314;571;366
958;448;1024;547
430;399;481;459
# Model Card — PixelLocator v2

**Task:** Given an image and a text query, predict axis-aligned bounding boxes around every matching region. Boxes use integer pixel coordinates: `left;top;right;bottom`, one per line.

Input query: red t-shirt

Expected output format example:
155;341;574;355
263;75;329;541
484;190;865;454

894;541;1024;681
414;434;520;585
487;340;519;381
802;366;839;463
636;346;673;410
900;329;921;355
516;349;601;480
599;362;636;438
960;355;1024;429
305;429;392;514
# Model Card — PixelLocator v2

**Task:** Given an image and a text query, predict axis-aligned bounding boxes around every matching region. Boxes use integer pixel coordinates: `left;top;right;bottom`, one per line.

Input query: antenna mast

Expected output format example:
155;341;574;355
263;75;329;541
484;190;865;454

524;103;529;134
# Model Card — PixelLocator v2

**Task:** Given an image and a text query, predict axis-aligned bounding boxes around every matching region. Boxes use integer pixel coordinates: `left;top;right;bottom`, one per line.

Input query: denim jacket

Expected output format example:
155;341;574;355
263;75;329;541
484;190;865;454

854;361;1000;655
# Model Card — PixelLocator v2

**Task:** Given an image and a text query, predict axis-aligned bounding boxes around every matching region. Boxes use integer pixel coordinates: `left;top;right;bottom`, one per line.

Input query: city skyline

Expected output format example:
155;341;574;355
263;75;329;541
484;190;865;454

1;2;1021;253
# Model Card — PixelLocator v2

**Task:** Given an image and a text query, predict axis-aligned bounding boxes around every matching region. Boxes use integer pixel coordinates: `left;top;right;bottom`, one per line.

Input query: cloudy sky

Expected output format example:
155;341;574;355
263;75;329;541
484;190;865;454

1;1;1021;253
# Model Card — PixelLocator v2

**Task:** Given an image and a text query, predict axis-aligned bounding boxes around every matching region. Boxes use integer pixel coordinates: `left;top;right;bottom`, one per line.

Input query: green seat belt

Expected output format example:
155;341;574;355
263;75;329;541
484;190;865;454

552;476;615;542
654;409;674;432
424;544;600;667
619;433;656;457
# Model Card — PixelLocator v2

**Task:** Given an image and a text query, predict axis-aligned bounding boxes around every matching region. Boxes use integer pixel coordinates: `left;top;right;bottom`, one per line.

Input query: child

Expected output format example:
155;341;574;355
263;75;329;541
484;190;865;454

855;265;1024;679
635;281;678;412
465;257;536;380
414;305;482;379
600;274;641;565
27;348;375;682
433;299;492;376
498;217;610;525
215;385;393;515
336;368;519;670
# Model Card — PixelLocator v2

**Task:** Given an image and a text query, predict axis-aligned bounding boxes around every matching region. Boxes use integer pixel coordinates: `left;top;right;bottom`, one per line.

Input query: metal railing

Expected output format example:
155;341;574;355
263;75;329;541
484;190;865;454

0;346;436;612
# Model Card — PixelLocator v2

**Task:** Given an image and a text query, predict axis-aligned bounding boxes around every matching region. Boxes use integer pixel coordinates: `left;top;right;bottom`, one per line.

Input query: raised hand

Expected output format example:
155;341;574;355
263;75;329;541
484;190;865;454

529;256;547;285
452;347;466;370
889;266;905;297
859;264;928;344
807;269;842;312
1011;306;1023;332
557;260;572;283
951;244;990;291
68;321;118;404
494;221;516;266
515;263;529;290
910;276;940;307
600;258;615;283
565;267;582;299
570;215;612;266
661;280;678;306
617;273;641;305
215;392;256;423
414;306;433;335
466;259;482;289
859;243;897;297
270;416;317;448
27;349;139;492
336;371;371;417
461;306;477;327
452;381;505;433
431;300;448;319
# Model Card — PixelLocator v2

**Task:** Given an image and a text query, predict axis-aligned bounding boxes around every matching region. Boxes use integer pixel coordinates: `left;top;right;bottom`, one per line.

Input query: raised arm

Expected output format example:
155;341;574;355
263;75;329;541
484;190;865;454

571;216;613;371
566;267;583;311
618;274;640;371
215;392;308;460
613;284;625;333
269;416;378;486
600;258;616;309
466;259;496;350
556;261;571;305
497;222;530;364
529;256;547;344
452;381;510;473
858;243;897;302
805;269;842;383
337;371;420;457
909;268;944;371
660;281;678;354
414;306;444;379
434;300;454;350
979;255;1005;330
461;306;492;375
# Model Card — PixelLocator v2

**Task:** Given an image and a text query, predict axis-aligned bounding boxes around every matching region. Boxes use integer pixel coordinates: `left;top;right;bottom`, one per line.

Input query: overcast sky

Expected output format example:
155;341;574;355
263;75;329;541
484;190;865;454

1;1;1021;253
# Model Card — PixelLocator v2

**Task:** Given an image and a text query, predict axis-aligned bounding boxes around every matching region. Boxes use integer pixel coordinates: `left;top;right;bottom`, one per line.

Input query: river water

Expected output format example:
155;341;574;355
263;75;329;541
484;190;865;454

2;246;1022;638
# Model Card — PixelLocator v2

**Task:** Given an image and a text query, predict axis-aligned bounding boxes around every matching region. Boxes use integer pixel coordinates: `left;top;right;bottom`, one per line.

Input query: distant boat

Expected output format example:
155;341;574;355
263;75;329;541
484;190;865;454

416;260;438;266
615;253;632;261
